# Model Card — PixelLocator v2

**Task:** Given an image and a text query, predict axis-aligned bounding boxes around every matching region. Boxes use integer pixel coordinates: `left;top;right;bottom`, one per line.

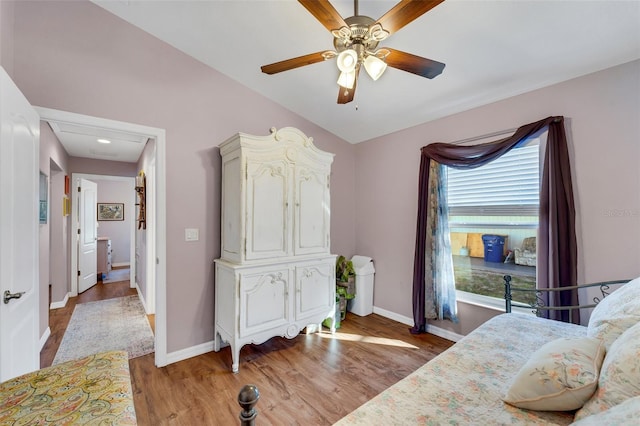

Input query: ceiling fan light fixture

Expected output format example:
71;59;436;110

364;55;387;81
337;70;356;89
336;49;358;73
261;0;446;104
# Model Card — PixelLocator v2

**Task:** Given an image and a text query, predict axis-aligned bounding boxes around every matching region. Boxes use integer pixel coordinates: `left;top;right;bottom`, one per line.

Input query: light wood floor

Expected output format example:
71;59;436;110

42;281;454;425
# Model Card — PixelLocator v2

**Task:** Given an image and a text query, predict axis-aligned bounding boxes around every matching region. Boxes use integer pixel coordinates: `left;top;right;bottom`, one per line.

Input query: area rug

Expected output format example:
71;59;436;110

103;267;130;284
53;295;154;365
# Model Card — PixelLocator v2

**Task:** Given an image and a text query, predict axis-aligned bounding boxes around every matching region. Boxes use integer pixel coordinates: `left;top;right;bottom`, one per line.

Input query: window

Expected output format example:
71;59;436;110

447;138;540;309
448;143;540;216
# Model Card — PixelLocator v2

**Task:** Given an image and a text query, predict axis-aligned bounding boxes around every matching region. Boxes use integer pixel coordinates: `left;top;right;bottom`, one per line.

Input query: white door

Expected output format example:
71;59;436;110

0;67;40;381
78;178;98;293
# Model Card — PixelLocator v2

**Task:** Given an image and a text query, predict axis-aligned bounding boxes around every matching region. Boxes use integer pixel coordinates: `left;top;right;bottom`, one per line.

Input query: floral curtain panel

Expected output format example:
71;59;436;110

423;161;458;322
411;116;578;334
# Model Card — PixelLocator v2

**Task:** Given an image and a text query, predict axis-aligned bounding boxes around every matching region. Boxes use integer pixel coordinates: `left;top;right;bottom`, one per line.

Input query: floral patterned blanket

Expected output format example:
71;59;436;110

0;351;137;425
336;313;586;425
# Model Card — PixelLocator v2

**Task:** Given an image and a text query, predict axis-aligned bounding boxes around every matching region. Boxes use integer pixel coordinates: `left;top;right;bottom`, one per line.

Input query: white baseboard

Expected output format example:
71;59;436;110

166;340;215;365
135;282;149;314
373;306;413;326
112;262;130;268
425;324;464;342
372;306;464;342
50;292;70;310
40;327;51;351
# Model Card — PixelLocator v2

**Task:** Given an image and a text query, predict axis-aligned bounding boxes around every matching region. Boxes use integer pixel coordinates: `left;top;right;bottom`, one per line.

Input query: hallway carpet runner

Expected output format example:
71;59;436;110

53;295;154;365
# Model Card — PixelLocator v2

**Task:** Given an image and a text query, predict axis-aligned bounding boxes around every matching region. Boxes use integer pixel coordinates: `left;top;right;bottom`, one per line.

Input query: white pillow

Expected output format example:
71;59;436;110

570;395;640;425
575;321;640;420
503;337;605;411
587;277;640;349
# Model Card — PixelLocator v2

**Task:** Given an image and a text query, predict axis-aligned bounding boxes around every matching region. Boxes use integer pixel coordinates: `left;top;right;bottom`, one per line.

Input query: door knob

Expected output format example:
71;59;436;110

3;290;25;304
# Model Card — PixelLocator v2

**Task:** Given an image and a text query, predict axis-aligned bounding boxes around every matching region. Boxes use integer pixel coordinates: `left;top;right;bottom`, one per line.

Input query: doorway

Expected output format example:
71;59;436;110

35;107;168;367
73;174;134;294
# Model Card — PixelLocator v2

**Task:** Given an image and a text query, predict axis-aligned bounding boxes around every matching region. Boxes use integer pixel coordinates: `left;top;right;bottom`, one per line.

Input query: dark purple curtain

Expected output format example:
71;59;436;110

411;116;578;334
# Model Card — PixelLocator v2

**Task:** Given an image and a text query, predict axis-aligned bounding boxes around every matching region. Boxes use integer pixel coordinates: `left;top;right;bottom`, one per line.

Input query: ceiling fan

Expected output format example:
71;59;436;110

261;0;446;104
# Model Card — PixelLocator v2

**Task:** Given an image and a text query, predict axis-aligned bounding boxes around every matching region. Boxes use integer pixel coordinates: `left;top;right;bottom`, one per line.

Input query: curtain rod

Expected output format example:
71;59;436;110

449;127;518;146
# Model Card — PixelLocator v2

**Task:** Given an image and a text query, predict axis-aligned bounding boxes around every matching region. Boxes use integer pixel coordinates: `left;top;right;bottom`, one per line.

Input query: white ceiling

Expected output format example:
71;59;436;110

48;121;149;163
53;0;640;159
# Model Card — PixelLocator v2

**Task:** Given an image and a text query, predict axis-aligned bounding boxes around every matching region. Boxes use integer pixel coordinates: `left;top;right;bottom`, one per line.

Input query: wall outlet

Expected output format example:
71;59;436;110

185;228;199;241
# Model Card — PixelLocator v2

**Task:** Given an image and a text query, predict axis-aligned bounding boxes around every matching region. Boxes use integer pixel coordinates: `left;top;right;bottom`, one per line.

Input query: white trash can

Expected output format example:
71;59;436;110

348;255;375;316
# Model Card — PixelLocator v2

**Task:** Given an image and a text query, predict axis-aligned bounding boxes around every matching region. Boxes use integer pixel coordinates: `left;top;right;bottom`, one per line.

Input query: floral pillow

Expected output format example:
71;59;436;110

574;321;640;420
503;337;605;411
587;277;640;349
570;395;640;425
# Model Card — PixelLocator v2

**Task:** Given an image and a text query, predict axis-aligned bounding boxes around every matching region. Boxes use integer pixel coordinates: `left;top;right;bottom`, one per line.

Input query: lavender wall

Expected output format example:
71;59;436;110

39;123;70;335
0;0;14;77
37;185;49;339
49;167;67;306
12;0;356;353
355;60;640;336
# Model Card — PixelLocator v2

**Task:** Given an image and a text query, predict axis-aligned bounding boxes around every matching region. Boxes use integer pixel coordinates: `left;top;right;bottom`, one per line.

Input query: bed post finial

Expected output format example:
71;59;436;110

238;384;260;426
504;275;513;313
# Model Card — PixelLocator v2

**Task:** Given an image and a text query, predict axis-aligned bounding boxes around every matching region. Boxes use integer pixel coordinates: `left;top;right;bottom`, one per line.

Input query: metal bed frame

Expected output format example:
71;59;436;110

503;275;632;316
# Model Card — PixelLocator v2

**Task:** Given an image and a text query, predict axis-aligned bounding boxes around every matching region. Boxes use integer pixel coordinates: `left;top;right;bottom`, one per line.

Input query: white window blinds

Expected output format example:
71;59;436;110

447;141;540;216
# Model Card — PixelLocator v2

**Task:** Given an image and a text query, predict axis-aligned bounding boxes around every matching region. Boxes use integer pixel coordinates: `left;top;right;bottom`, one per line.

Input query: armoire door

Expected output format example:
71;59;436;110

239;268;290;338
245;159;290;260
294;260;334;323
293;163;330;255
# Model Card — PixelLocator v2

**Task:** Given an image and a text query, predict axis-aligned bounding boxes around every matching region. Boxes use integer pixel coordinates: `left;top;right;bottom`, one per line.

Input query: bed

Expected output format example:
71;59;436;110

0;350;137;425
336;276;640;425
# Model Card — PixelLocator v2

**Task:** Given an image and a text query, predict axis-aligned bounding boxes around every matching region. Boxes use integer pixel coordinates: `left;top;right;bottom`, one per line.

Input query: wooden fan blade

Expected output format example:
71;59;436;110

337;67;359;104
376;0;444;36
261;51;331;75
337;84;355;104
385;48;445;79
299;0;348;32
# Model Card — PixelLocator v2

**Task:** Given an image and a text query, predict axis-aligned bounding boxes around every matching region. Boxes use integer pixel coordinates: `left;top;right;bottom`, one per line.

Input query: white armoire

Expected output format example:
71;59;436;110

214;127;336;372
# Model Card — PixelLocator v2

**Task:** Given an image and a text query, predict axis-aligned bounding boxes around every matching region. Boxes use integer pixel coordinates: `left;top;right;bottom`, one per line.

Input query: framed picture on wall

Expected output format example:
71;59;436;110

39;201;47;224
39;172;48;224
97;203;124;221
63;197;70;216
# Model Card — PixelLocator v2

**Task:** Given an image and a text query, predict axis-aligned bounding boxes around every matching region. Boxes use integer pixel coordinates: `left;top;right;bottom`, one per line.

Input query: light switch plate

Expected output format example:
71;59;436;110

185;228;199;241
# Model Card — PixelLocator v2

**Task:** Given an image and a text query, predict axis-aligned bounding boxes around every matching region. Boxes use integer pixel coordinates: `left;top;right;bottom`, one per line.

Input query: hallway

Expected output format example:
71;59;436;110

41;276;154;368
